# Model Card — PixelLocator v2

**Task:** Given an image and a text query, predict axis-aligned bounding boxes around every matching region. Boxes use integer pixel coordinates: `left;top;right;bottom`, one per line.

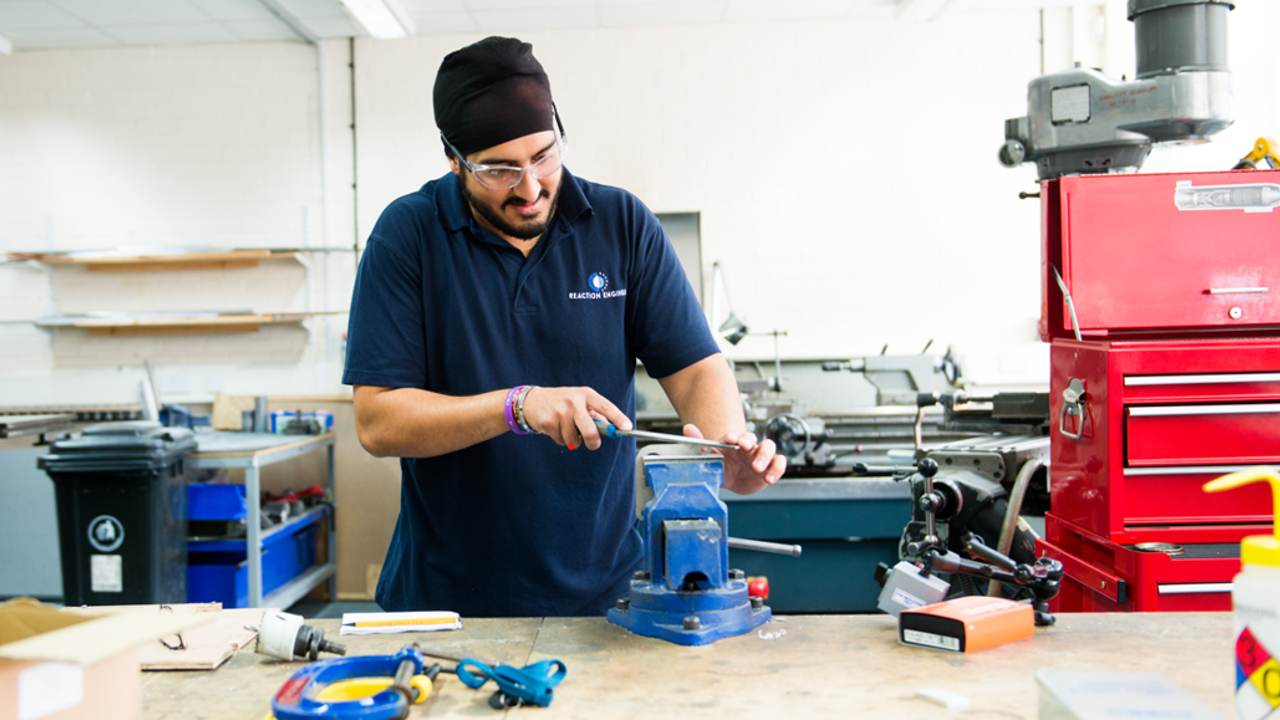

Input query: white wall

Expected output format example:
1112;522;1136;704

354;11;1051;390
2;3;1279;406
0;40;357;402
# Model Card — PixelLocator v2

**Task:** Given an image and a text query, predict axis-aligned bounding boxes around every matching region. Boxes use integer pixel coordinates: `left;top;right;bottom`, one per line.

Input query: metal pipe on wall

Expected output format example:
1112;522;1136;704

318;40;336;363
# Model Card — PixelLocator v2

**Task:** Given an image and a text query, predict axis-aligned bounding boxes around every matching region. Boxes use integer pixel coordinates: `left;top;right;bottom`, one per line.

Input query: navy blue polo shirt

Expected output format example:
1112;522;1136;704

342;168;719;617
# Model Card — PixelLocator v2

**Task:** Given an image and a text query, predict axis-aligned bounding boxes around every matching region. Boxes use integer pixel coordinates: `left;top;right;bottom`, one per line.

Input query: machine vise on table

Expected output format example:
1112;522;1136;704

608;454;773;646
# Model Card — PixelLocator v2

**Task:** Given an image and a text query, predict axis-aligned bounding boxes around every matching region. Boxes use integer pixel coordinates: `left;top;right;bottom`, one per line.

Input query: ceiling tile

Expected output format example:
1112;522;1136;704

409;11;478;34
273;0;349;19
599;2;725;27
724;0;854;22
187;0;276;21
3;26;123;48
224;17;303;40
296;14;362;36
466;0;592;11
0;0;86;30
847;0;894;13
397;0;467;12
471;6;596;32
954;0;1084;8
106;21;239;44
48;0;210;26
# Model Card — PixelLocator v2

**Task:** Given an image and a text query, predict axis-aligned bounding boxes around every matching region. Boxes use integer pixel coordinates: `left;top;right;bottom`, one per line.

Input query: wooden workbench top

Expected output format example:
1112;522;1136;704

140;612;1235;719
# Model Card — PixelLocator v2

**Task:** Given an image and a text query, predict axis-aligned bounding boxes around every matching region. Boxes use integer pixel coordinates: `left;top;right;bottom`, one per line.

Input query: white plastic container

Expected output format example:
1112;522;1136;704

1204;469;1280;720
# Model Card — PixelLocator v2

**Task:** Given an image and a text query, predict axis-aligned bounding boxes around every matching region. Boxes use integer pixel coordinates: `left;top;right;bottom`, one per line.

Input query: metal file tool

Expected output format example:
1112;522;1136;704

592;418;738;450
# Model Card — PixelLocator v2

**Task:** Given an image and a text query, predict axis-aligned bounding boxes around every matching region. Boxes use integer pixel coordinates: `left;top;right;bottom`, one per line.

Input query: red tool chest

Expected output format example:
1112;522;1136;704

1033;169;1280;613
1039;169;1280;341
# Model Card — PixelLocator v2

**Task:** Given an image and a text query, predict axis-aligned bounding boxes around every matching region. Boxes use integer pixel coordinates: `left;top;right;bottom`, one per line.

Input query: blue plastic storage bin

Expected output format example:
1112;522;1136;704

187;508;322;607
187;483;247;520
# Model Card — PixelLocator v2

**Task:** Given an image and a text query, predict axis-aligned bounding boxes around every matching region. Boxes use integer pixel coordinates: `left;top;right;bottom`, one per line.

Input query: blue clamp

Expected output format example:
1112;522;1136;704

455;658;567;708
271;647;424;720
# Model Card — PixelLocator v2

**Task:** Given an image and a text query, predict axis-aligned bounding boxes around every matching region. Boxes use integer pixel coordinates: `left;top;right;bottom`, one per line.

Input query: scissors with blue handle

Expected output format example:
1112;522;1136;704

455;658;567;708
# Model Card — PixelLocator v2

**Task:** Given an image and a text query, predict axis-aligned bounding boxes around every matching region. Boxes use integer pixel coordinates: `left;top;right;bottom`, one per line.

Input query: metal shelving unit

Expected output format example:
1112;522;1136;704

189;431;337;608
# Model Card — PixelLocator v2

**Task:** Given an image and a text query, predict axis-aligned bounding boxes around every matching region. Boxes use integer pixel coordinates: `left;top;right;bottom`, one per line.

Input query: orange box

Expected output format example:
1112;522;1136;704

898;596;1034;653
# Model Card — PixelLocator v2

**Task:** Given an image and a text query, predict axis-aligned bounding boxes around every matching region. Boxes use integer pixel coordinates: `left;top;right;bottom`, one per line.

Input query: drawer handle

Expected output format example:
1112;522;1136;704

1157;583;1233;595
1050;264;1082;342
1206;287;1269;294
1060;378;1088;441
1126;373;1280;386
1125;464;1269;476
1128;403;1280;417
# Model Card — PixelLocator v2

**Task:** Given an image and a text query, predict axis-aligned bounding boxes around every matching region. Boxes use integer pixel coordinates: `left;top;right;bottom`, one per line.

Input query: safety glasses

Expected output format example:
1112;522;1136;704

442;106;568;190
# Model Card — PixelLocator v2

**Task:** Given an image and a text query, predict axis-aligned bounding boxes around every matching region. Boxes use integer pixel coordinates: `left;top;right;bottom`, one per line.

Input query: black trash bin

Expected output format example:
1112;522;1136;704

39;421;199;605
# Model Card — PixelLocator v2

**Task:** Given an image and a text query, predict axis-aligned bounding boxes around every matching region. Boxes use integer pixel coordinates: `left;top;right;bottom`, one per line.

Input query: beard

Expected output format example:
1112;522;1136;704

459;175;562;241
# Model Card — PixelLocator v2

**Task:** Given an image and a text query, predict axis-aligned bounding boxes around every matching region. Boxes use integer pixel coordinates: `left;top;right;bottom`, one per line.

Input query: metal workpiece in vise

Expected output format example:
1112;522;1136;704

1000;0;1235;181
608;454;795;645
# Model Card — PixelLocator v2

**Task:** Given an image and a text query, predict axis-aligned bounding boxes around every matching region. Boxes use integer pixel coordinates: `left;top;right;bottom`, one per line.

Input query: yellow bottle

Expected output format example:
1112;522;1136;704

1204;468;1280;720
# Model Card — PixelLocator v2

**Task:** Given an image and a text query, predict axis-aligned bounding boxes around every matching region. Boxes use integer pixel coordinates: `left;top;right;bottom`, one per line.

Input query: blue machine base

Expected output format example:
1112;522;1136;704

607;581;771;646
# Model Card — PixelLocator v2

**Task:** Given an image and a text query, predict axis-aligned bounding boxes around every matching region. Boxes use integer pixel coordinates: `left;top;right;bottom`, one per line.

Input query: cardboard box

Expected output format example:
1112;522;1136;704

898;595;1034;653
0;598;207;720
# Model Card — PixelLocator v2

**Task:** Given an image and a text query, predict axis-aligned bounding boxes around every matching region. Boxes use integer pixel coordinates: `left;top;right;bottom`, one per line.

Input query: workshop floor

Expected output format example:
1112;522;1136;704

286;600;381;619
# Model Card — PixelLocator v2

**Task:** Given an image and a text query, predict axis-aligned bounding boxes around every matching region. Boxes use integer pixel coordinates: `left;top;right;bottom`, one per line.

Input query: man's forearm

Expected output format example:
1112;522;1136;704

658;353;785;494
353;385;510;458
658;354;746;441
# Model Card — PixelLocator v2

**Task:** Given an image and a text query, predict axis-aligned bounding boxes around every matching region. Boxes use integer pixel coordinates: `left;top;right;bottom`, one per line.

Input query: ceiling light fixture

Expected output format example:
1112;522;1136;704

338;0;416;39
894;0;952;23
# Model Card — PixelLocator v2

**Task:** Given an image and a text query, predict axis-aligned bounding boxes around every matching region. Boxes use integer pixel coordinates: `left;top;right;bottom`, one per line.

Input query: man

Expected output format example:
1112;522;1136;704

343;36;784;618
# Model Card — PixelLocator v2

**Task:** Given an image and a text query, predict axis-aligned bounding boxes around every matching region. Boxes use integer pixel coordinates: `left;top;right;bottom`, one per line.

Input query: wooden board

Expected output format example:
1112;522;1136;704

26;250;286;273
0;413;76;438
529;614;1235;719
138;613;1235;719
191;431;332;457
87;259;262;272
62;605;264;671
137;609;264;671
212;395;257;431
73;314;302;337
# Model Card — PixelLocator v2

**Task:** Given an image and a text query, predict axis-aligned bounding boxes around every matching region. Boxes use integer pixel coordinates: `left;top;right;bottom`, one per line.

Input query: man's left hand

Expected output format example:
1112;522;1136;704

682;424;786;495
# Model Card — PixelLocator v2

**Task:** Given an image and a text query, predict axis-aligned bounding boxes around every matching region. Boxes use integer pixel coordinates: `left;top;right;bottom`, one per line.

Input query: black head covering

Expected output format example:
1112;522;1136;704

434;36;555;158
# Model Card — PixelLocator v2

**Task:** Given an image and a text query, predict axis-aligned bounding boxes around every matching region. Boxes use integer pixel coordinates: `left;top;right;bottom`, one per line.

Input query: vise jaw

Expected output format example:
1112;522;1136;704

607;454;771;645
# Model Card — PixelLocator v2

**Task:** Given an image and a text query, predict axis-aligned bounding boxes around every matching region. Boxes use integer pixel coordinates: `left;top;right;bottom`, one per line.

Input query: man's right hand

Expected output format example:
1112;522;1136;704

521;387;631;451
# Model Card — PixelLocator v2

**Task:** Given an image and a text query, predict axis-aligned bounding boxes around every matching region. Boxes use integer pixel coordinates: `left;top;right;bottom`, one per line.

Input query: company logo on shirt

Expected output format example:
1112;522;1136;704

569;271;627;300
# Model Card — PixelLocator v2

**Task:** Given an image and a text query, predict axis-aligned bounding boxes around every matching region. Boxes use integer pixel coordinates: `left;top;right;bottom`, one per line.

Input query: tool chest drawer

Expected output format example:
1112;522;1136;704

1125;403;1280;466
1039;514;1238;614
1121;466;1276;526
1041;169;1280;339
1050;338;1280;542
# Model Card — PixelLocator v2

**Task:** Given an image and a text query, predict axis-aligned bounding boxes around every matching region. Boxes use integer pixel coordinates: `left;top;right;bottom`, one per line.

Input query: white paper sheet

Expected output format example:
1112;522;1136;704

339;611;462;635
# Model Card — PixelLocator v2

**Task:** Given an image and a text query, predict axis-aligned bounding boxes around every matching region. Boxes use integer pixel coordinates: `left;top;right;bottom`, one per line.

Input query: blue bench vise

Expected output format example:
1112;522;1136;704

607;454;771;645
